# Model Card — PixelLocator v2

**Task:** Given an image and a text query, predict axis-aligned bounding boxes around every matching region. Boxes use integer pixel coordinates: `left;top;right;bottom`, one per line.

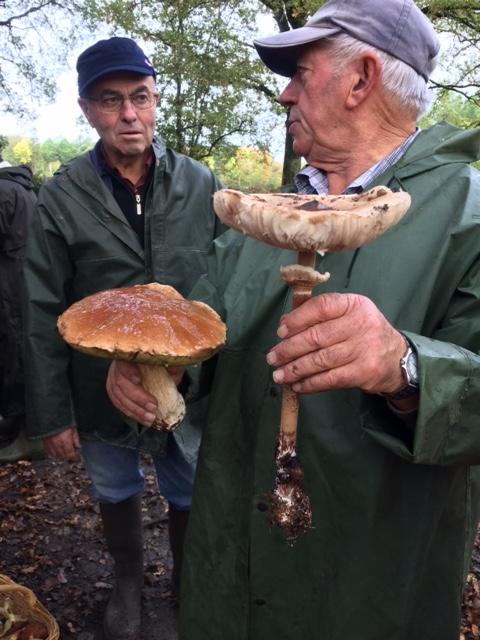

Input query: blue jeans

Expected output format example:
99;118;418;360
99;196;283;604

81;436;195;511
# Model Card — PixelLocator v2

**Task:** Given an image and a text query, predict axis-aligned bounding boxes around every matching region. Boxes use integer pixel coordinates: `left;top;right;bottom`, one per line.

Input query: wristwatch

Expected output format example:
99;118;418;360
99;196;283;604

383;342;419;401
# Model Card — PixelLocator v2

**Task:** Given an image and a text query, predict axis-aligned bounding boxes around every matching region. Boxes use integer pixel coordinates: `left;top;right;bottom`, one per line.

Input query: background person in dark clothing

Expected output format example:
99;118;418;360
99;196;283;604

0;159;43;462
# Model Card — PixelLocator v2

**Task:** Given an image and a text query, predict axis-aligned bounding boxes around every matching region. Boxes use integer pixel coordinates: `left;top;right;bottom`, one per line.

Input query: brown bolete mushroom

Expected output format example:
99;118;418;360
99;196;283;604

57;282;226;431
213;186;411;544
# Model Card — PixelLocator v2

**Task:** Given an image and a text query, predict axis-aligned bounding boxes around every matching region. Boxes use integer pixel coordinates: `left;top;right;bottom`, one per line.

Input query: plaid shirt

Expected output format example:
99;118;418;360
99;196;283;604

294;131;419;195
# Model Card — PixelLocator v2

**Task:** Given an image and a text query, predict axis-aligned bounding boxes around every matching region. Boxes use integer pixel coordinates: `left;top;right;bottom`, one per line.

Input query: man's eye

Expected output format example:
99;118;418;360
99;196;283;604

132;94;150;106
101;96;122;108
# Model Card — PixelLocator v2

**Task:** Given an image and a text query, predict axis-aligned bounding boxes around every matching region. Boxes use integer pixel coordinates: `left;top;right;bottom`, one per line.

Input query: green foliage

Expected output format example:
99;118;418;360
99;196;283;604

258;0;320;29
1;135;93;187
421;92;480;129
12;138;33;164
418;1;480;106
211;145;282;192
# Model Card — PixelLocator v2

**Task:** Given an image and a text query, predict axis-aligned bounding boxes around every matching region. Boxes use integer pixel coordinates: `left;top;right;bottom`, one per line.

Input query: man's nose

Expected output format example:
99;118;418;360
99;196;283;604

120;98;138;120
277;79;296;106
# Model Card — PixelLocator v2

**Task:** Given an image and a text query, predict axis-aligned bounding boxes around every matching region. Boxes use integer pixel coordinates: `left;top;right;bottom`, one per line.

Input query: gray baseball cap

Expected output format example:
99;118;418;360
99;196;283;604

254;0;440;81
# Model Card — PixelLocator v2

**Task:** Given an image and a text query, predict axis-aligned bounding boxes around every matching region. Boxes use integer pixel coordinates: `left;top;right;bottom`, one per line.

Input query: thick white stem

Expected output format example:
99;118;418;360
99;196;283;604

137;364;186;432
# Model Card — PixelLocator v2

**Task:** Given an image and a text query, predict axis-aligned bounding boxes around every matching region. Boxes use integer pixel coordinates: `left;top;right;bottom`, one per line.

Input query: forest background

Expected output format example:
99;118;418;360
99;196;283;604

1;0;480;193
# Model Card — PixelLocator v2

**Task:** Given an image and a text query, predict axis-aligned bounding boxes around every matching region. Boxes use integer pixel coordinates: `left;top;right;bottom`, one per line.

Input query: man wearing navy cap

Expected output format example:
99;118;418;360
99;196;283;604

108;1;480;638
22;37;224;640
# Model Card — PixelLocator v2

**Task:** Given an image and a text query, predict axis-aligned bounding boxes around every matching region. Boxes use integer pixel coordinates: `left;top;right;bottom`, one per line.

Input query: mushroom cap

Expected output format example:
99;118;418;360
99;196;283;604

57;283;226;365
213;186;411;252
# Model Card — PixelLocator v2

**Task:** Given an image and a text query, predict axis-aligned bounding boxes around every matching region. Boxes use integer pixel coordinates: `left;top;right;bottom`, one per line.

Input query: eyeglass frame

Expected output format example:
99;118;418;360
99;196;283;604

85;88;159;113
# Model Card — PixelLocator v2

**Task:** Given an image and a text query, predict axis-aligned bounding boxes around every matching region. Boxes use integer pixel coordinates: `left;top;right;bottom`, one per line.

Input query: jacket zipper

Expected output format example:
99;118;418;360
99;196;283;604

135;193;142;216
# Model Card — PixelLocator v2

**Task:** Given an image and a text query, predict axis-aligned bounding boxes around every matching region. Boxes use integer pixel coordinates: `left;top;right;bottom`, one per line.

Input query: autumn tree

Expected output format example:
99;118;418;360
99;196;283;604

420;0;480;123
0;0;88;117
212;145;282;192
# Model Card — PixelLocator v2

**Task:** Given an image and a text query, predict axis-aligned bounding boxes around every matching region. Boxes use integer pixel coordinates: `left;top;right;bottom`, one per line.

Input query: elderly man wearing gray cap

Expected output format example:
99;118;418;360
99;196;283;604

107;1;480;639
22;36;224;640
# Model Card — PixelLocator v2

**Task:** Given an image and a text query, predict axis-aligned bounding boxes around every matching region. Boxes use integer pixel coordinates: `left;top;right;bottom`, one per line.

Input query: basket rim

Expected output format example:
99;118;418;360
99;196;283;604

0;573;60;639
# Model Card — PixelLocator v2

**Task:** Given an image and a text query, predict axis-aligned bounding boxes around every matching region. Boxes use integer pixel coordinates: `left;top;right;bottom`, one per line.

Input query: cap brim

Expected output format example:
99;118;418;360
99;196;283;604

254;25;339;77
79;64;156;95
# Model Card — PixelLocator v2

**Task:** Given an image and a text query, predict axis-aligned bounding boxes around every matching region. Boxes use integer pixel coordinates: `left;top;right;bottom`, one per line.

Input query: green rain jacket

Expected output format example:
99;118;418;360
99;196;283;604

23;137;223;456
180;123;480;640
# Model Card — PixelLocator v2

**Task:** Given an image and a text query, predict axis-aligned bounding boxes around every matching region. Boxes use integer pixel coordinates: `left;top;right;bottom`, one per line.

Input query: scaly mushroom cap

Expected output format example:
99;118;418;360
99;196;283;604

57;283;226;365
213;186;411;252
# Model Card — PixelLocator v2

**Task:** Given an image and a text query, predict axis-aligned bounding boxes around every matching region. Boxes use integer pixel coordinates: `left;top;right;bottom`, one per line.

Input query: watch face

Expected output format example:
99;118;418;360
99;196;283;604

403;349;419;385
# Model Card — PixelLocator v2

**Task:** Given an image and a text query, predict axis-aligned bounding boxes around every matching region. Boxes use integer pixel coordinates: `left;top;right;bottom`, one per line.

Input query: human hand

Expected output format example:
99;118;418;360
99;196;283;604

43;427;81;461
266;293;407;396
106;361;185;427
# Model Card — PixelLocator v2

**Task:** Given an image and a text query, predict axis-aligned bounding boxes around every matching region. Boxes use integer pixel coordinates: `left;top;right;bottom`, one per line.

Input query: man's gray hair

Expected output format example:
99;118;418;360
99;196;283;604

324;33;438;119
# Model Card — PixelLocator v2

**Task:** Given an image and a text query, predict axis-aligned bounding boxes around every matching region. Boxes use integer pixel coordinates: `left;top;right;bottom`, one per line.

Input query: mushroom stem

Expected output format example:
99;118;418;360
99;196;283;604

279;251;328;450
137;364;186;432
270;251;330;544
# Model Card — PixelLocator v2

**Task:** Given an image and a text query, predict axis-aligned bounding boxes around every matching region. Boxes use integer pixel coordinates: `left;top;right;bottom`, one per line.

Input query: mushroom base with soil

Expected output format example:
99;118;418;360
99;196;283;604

269;434;313;546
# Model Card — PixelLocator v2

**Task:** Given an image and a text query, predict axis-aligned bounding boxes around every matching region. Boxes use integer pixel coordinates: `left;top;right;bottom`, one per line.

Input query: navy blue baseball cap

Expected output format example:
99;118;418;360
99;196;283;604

77;37;156;96
254;0;440;81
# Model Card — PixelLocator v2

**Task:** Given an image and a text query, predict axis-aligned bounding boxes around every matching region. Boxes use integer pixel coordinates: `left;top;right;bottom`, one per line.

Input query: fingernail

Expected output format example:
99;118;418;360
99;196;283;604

277;325;288;339
266;352;277;365
146;403;157;413
145;412;156;423
273;369;284;383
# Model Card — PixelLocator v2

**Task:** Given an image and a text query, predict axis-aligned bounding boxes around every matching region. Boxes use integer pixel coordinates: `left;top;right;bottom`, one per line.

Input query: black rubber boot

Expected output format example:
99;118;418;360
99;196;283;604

168;504;189;597
100;495;144;640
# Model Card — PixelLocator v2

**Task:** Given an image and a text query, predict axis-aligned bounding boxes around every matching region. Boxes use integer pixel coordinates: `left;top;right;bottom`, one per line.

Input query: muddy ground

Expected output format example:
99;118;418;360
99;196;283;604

1;455;480;639
0;456;177;639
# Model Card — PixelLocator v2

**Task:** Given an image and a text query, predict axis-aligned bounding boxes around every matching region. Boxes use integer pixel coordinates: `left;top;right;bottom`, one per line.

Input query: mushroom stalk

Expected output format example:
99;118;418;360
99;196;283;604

138;364;186;431
269;251;330;544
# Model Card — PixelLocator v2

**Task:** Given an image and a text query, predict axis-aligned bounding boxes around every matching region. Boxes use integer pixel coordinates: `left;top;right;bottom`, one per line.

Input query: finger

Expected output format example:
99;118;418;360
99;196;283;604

106;362;156;407
268;316;352;367
165;366;185;387
290;361;364;394
107;362;157;405
107;374;157;426
111;360;142;385
271;341;354;385
277;293;353;338
72;430;81;449
43;442;56;458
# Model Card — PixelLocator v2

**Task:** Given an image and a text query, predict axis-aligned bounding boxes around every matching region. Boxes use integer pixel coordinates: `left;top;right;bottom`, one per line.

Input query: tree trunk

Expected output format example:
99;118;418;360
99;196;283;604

281;116;301;188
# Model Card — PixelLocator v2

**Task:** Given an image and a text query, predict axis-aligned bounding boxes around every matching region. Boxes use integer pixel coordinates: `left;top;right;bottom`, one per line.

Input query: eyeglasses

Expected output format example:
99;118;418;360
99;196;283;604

86;90;159;113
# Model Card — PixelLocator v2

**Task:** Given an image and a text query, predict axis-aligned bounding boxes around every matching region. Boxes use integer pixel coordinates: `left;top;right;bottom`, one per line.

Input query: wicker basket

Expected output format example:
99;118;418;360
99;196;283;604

0;574;59;639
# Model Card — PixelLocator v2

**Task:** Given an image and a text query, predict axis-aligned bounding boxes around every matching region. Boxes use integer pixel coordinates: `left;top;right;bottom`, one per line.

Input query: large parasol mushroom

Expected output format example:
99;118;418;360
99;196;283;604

213;186;411;544
57;282;226;431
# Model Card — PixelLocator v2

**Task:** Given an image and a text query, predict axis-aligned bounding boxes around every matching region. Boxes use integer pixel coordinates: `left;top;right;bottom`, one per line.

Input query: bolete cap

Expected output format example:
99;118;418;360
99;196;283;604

57;283;226;365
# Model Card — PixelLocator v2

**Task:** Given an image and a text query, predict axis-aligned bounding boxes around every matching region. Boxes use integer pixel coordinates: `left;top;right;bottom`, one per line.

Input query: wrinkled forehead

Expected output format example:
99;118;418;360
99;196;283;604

87;71;156;95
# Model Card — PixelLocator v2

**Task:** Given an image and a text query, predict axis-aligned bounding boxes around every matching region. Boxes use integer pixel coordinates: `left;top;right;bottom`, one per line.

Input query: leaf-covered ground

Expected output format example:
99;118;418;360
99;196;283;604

1;456;480;639
0;456;177;640
462;537;480;640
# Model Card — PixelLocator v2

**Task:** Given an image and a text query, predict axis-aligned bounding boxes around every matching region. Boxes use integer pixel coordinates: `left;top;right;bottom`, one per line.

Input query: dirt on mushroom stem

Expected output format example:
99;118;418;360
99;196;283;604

268;435;312;546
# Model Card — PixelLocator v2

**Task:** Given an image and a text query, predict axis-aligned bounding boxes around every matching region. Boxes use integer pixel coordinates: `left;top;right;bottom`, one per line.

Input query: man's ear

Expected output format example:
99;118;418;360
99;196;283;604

78;97;94;127
345;53;381;109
